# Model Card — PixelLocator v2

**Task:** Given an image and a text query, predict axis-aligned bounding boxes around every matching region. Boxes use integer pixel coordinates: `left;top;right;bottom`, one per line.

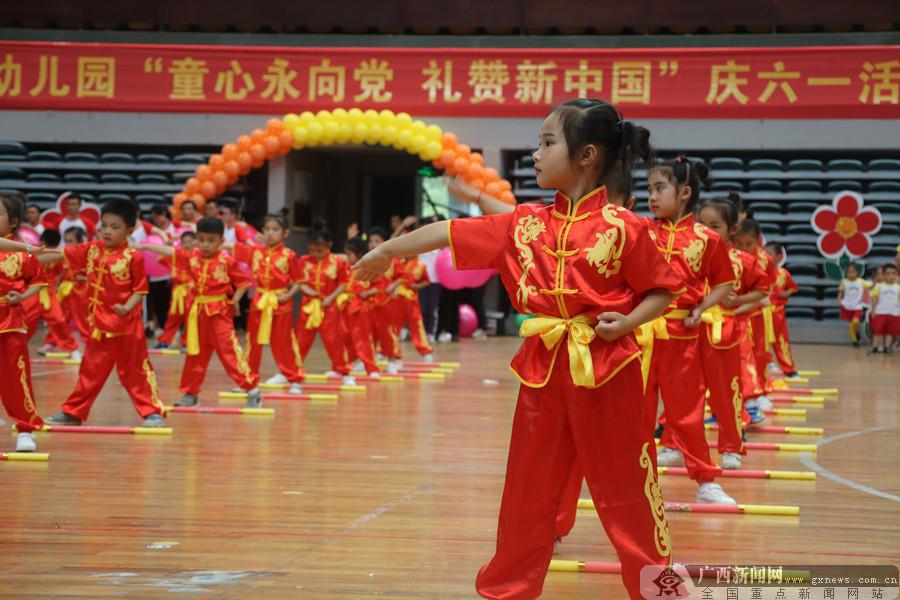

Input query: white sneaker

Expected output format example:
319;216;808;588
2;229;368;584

399;327;410;341
36;343;55;356
69;349;82;362
437;332;452;343
265;373;288;385
325;370;340;377
369;372;381;379
375;353;386;361
427;334;436;344
342;375;356;386
351;360;364;372
471;328;487;339
287;383;303;395
656;446;685;467
696;482;737;505
422;353;435;364
721;452;743;470
756;395;773;410
15;432;36;453
386;360;402;374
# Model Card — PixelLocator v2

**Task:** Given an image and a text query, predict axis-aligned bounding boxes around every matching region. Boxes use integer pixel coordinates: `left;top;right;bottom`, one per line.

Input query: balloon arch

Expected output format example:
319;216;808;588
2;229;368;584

172;108;517;219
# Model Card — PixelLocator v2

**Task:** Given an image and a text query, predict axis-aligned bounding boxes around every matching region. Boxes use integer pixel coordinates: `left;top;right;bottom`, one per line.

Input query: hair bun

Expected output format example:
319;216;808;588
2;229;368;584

311;217;328;230
693;160;710;185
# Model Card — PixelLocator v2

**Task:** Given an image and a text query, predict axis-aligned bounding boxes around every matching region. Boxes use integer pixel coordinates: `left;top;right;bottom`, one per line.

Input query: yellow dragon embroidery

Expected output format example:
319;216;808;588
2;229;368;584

682;223;709;273
584;204;625;277
728;248;744;291
513;214;545;311
640;442;672;557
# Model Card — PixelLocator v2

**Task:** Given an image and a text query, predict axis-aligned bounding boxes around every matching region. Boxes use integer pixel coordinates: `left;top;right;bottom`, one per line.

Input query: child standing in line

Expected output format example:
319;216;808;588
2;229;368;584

838;262;867;347
366;226;404;373
869;263;899;354
26;229;81;360
58;227;91;344
154;231;198;350
764;242;798;377
342;236;383;377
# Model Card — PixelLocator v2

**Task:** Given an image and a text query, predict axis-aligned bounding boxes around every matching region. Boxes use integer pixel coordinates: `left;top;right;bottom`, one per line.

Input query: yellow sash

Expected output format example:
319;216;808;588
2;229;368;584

761;304;776;351
336;292;351;310
633;309;691;391
38;287;51;310
169;283;189;316
186;294;227;355
519;313;596;387
700;306;726;345
303;298;324;330
57;280;75;302
255;288;287;345
396;284;416;300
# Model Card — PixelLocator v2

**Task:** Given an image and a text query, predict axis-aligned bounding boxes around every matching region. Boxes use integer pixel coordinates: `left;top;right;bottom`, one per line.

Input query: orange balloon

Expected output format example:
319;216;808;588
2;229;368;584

189;193;206;207
200;181;217;198
453;157;469;177
468;177;485;190
278;130;293;150
467;163;485;181
223;160;240;178
185;177;200;194
195;164;211;179
500;190;516;205
237;152;252;173
221;143;238;160
251;128;267;144
471;152;484;166
441;132;458;148
173;192;188;206
209;154;225;170
264;135;280;156
212;170;228;188
483;167;499;182
439;149;455;168
457;144;472;158
250;144;267;161
499;179;512;192
266;118;284;134
485;181;503;197
236;135;253;151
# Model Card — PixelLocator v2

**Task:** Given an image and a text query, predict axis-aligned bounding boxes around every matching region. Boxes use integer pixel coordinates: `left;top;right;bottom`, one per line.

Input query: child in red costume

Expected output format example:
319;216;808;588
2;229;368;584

764;242;798;377
154;231;198;350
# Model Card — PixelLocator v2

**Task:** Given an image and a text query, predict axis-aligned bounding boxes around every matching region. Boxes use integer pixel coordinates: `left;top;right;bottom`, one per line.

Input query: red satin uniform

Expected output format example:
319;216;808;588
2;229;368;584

234;243;305;384
369;260;403;361
0;246;45;433
341;270;380;375
699;246;768;454
770;266;798;374
748;247;777;394
175;248;258;395
390;257;433;356
450;187;684;600
156;253;192;348
643;214;733;483
296;252;351;374
24;260;79;352
60;241;164;422
58;256;91;342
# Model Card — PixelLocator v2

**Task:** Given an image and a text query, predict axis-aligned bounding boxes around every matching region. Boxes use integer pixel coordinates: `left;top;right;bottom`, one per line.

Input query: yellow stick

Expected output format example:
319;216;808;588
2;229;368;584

1;452;51;461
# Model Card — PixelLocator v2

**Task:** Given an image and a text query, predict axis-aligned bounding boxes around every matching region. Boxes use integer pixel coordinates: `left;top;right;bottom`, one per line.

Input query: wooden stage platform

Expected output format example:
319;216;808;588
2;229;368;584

1;338;898;598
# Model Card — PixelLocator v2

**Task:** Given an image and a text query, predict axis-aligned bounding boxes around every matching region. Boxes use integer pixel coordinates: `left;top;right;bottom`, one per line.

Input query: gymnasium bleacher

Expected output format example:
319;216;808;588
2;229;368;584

509;152;900;323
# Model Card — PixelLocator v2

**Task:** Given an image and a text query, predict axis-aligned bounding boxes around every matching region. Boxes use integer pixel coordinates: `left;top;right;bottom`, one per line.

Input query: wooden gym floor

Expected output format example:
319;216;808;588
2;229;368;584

0;337;898;598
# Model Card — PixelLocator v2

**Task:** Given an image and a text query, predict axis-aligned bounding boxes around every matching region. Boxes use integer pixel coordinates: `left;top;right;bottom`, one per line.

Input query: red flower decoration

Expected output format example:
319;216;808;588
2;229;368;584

811;192;881;259
40;192;100;240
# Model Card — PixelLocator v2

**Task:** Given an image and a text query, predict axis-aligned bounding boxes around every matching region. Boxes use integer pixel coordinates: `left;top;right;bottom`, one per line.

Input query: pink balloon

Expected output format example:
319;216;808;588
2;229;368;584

459;304;478;337
140;234;171;278
17;228;40;246
434;247;496;290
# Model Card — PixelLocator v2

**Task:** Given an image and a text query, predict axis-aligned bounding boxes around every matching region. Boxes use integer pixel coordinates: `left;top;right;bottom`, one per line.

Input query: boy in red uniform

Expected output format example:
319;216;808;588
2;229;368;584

45;199;166;427
25;229;81;359
58;227;91;344
154;230;198;350
342;236;383;376
389;254;435;363
366;227;404;373
140;217;260;407
764;242;798;377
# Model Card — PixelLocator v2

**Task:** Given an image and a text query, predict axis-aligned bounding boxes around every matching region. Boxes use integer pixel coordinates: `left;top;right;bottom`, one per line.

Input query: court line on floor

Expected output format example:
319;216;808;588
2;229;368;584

799;424;900;504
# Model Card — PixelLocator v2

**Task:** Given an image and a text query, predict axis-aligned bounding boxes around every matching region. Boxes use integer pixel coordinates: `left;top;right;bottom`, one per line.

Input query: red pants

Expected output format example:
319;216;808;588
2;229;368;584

771;307;796;373
393;297;433;356
24;294;78;351
297;304;351;375
0;331;44;433
62;325;164;421
247;309;305;383
475;354;671;600
645;337;720;483
157;302;189;347
749;314;772;393
372;303;402;360
180;312;259;394
60;290;91;342
345;309;380;375
554;460;585;540
740;333;764;401
699;336;745;455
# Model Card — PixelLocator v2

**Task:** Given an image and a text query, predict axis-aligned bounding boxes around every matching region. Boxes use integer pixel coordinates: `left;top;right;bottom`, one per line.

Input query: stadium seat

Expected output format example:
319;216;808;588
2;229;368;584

173;153;206;164
101;173;135;184
749;179;782;192
0;141;27;155
786;159;823;171
786;223;814;235
710;181;743;192
868;181;900;193
0;167;25;180
99;193;132;203
760;222;782;235
787;180;823;192
748;158;783;171
868;158;900;171
64;173;98;183
26;172;61;182
827;180;863;193
794;285;818;298
826;159;864;171
749;201;781;213
63;151;99;163
785;307;816;319
518;155;535;168
27;150;62;162
821;307;840;320
100;152;135;163
137;173;171;184
137;153;171;164
171;173;193;184
709;157;744;171
25;192;57;205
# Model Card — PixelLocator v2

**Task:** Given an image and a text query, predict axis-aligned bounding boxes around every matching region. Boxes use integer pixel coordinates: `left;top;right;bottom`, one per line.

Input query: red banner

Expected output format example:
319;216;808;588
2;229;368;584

0;41;898;118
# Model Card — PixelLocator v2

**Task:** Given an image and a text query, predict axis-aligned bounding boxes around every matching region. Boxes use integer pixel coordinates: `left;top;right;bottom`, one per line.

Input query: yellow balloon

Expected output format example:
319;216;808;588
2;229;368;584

411;134;426;153
299;111;315;123
352;124;369;144
347;107;364;123
366;123;384;145
425;140;442;160
425;124;442;141
379;109;395;121
411;120;427;136
396;112;413;127
332;108;348;122
338;123;354;143
316;109;332;121
363;109;379;125
383;125;398;144
283;113;301;130
322;121;339;144
292;126;308;149
397;129;413;149
307;121;324;144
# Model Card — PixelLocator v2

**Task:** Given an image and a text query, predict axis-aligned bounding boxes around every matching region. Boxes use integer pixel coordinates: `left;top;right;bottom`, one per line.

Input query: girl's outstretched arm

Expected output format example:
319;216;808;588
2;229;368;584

354;222;449;281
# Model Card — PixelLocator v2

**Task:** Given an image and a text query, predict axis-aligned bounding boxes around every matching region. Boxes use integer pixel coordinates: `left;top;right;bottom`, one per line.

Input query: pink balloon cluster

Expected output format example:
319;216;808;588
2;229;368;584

434;248;495;290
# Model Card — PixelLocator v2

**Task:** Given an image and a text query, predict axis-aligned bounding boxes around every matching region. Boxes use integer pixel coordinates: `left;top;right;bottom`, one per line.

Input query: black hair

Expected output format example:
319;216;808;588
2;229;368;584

367;225;389;241
884;263;898;273
101;198;138;228
649;155;710;211
764;241;784;255
25;203;41;213
552;98;653;187
180;230;197;241
845;262;860;274
308;218;332;244
607;165;634;202
218;199;239;215
263;208;290;230
40;228;61;247
0;193;25;233
150;204;172;220
345;235;368;256
724;191;752;219
737;218;761;239
196;216;225;236
181;199;197;210
65;226;87;243
65;192;82;204
701;195;741;228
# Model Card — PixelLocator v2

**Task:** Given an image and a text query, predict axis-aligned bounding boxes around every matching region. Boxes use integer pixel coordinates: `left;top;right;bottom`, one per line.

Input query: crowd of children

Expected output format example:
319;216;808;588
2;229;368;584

839;260;900;353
